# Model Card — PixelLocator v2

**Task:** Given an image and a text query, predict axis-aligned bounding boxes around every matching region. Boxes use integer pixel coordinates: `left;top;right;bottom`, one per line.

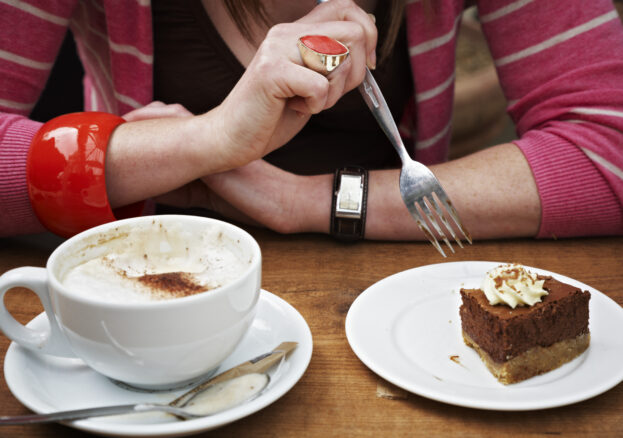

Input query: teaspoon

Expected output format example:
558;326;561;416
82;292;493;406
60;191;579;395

0;372;269;425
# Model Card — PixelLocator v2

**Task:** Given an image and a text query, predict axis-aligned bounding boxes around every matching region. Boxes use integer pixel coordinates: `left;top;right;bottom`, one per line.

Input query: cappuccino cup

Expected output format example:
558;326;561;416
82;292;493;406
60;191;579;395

0;215;261;389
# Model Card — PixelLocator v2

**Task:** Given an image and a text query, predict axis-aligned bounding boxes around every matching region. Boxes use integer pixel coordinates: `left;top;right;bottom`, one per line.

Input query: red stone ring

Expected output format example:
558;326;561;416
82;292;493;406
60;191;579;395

297;35;349;75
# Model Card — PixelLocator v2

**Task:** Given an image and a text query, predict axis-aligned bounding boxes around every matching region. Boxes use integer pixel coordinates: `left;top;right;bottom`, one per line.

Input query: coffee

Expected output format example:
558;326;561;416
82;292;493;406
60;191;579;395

1;215;261;388
61;220;251;303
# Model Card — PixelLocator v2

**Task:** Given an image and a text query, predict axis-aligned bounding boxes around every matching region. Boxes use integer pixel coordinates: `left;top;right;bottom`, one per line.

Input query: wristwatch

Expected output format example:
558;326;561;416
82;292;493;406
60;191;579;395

330;166;369;241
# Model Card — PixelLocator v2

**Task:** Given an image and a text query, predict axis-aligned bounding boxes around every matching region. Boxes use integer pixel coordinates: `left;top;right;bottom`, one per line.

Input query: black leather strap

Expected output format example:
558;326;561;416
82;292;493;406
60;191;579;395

330;166;368;242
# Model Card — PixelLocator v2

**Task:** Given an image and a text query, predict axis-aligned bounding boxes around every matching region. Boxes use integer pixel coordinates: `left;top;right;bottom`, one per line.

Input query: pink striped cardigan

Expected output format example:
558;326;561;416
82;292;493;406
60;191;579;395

1;0;622;238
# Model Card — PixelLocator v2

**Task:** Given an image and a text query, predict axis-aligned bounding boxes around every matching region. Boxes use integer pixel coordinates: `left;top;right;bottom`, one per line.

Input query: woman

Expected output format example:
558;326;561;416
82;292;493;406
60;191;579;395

1;0;621;240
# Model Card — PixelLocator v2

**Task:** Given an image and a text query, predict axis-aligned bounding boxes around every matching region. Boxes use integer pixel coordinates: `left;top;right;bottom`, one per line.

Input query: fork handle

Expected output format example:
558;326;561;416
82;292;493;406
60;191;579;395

358;68;411;163
315;0;409;161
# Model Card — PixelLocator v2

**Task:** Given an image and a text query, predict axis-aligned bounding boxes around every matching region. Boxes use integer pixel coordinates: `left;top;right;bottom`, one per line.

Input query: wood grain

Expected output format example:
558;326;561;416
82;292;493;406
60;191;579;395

0;230;621;437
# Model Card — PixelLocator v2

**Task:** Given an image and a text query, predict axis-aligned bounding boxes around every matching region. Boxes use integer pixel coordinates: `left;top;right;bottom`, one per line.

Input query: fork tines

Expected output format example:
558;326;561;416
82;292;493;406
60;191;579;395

411;191;472;258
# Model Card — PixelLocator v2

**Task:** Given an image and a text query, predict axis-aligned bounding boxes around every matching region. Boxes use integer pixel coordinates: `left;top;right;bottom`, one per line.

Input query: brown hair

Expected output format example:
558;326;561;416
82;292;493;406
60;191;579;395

223;0;407;65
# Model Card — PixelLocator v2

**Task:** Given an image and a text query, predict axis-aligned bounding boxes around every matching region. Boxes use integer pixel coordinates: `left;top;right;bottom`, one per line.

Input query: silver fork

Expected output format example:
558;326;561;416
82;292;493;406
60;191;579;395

358;69;472;256
314;0;470;256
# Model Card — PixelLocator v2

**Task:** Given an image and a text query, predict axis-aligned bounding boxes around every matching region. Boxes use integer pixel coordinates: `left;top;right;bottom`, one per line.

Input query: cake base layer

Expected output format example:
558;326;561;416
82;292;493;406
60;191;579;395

462;330;590;385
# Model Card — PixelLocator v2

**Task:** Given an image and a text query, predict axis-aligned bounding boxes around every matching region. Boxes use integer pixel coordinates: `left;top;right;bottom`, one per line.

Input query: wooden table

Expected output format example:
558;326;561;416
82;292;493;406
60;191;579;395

0;229;621;437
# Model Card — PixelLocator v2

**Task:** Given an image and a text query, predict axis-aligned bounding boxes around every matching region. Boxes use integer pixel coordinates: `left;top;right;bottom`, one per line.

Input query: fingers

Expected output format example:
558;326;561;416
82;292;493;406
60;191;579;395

204;195;263;227
238;0;375;116
267;58;349;115
153;181;261;226
298;0;377;69
256;20;364;112
251;40;332;114
213;0;376;165
122;101;193;122
317;22;367;92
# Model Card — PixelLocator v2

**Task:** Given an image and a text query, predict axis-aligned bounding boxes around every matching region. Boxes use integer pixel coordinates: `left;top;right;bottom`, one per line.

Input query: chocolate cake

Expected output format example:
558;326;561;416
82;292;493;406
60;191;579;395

460;273;590;384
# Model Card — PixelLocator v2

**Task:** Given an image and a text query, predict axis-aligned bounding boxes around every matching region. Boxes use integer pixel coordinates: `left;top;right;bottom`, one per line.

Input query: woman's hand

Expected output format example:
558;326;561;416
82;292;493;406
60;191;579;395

105;1;376;209
153;160;312;233
202;160;333;234
206;0;378;170
153;179;263;228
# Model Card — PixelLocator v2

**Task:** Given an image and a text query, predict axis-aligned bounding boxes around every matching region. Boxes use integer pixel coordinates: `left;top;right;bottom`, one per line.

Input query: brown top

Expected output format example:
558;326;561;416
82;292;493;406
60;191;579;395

152;0;412;174
466;276;587;318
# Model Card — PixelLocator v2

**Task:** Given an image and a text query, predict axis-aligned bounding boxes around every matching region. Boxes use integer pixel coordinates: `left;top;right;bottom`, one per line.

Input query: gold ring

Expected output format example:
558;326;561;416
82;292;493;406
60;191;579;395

297;35;349;76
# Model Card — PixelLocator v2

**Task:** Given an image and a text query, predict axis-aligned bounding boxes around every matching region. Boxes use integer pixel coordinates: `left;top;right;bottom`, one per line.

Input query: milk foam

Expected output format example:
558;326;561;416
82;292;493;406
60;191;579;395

61;221;251;303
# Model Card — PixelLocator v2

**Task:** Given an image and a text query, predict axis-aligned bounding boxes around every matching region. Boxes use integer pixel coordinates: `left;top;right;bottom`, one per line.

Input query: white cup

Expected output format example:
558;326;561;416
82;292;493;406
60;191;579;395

0;215;261;389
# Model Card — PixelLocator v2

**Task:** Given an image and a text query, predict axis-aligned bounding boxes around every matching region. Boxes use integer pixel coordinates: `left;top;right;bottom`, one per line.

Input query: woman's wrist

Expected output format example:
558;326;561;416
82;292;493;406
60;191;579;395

106;114;227;207
192;104;267;174
297;173;333;234
27;112;144;237
189;108;235;174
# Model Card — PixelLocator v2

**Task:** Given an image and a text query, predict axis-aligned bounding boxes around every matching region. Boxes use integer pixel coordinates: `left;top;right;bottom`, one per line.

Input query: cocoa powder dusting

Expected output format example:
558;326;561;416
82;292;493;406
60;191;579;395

137;272;206;298
494;276;503;289
493;266;521;292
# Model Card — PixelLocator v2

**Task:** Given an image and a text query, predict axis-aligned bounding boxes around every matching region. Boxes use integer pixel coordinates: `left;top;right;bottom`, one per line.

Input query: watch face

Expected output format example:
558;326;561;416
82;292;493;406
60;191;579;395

336;174;363;219
331;167;368;241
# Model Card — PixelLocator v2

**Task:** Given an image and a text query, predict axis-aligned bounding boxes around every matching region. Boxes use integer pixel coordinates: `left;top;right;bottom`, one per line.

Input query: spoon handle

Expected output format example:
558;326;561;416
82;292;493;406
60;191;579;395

0;404;140;424
0;403;195;425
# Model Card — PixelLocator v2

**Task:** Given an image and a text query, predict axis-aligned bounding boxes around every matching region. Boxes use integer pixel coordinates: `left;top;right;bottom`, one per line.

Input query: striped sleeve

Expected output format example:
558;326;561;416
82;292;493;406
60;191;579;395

69;0;153;114
405;0;464;164
0;0;78;236
477;0;623;237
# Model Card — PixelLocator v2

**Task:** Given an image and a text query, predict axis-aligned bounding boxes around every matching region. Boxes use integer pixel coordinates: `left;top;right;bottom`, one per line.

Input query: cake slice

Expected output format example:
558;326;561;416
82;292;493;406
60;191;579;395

460;264;590;384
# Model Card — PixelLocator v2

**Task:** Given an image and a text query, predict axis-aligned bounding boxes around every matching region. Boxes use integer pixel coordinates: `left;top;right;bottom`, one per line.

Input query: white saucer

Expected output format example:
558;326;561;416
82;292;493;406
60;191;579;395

345;261;623;411
3;290;312;437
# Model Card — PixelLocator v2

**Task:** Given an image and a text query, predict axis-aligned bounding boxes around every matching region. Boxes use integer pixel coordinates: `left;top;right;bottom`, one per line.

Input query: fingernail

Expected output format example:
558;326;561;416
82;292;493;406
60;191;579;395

368;51;377;70
368;13;376;24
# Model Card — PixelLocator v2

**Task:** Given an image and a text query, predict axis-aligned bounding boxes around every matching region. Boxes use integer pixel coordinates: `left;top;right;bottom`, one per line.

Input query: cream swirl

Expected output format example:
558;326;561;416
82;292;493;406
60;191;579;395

482;264;548;308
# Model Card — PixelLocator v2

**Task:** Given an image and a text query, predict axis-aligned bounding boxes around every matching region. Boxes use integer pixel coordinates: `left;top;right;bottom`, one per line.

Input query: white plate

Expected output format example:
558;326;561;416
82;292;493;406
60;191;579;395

3;290;312;437
345;261;623;411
